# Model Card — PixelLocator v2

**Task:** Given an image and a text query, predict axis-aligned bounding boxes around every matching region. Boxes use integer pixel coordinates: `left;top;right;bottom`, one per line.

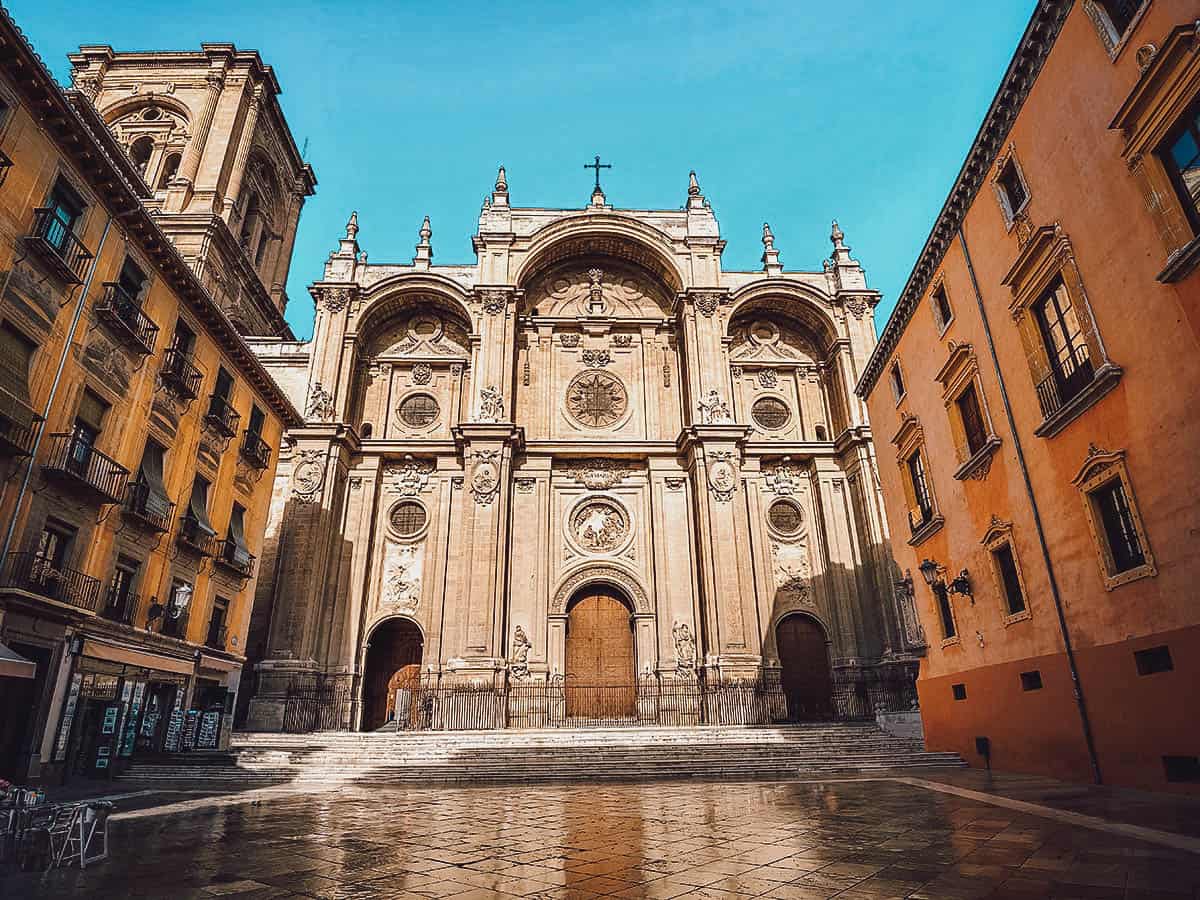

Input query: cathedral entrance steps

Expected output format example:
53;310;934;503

117;723;966;784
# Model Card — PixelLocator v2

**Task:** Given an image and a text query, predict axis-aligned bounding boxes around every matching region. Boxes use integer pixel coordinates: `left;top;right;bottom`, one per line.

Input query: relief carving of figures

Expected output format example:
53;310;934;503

571;500;628;553
706;450;738;502
764;460;803;495
384;455;433;496
306;382;336;422
772;539;812;606
383;543;422;612
672;622;697;678
560;458;627;490
469;450;501;505
698;389;732;425
292;449;326;503
509;625;532;681
82;334;133;395
478;385;505;423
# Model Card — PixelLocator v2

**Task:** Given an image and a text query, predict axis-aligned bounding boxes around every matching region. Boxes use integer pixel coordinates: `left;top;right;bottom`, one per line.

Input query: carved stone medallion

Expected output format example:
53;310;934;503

292;449;325;503
469;451;501;505
707;450;738;502
570;499;629;554
565;371;627;428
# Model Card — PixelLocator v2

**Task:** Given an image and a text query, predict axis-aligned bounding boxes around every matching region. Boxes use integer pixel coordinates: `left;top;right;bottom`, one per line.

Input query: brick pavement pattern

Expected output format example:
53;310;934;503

3;779;1200;898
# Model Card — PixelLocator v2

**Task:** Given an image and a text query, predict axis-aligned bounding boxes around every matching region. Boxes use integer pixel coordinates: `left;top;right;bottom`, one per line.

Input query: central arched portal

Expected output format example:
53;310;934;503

362;618;423;731
776;614;833;721
564;587;636;720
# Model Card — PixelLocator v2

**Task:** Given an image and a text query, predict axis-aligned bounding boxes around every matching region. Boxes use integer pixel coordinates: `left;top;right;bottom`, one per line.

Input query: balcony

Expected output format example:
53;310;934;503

0;148;12;188
158;606;190;640
160;348;202;399
205;624;228;652
0;552;102;612
95;283;159;356
239;429;271;470
123;478;174;533
0;418;37;458
215;537;255;578
906;505;944;548
24;207;93;284
41;433;129;505
177;515;218;556
100;587;142;627
204;394;241;439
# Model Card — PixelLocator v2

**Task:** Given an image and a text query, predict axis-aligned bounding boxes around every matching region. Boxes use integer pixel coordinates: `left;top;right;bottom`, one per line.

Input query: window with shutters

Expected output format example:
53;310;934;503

992;146;1030;229
982;517;1032;625
1083;0;1148;56
888;361;906;405
929;276;954;335
935;342;1000;480
1071;446;1155;590
1111;23;1200;282
1000;225;1121;438
890;414;942;546
0;321;39;451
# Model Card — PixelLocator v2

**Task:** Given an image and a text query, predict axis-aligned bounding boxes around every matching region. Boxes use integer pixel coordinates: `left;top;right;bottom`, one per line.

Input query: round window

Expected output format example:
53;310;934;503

389;501;427;538
752;397;791;430
398;394;439;428
768;500;804;536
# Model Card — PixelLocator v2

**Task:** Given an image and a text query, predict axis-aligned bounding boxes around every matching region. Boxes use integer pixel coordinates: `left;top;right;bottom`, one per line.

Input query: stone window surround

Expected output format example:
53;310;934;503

980;516;1033;627
890;413;944;547
1000;223;1122;439
992;143;1031;232
1110;22;1200;283
889;359;907;407
1071;445;1157;591
928;271;955;337
1082;0;1152;61
935;341;1002;482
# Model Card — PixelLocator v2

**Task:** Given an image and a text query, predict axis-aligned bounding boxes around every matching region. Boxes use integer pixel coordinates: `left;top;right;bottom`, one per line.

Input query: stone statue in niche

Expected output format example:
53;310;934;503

509;625;532;681
673;622;697;678
698;390;732;425
306;382;335;422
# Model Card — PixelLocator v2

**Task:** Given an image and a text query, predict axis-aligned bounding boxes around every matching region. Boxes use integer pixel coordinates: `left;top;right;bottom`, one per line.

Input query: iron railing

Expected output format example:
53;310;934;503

276;671;920;734
159;606;190;640
100;586;141;626
0;148;12;188
95;283;158;355
239;430;271;470
0;418;36;458
160;348;202;399
177;515;217;556
205;624;228;651
1035;346;1094;419
0;552;102;612
215;537;255;578
123;478;174;533
204;394;240;438
41;433;129;505
25;207;93;283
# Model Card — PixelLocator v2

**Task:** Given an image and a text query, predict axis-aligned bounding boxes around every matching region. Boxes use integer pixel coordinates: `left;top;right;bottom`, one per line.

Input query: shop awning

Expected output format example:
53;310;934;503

81;639;194;676
0;641;36;679
199;654;240;674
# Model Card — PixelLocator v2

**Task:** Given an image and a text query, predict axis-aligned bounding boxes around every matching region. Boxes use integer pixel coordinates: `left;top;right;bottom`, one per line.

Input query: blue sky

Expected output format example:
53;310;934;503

14;0;1036;341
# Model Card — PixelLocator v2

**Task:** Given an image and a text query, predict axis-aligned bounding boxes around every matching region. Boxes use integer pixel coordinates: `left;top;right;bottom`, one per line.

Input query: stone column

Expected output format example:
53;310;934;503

165;67;225;212
221;83;264;222
303;285;356;425
268;183;308;310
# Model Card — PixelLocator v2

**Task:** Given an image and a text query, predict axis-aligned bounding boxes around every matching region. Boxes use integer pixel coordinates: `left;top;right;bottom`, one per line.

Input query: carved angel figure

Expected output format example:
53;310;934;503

698;389;732;425
673;622;697;677
478;385;504;423
510;625;532;680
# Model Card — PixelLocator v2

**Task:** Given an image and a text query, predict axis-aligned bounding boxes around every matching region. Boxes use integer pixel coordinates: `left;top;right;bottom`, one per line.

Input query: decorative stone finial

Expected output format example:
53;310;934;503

419;215;431;242
345;211;358;240
413;215;433;268
831;219;845;249
761;223;782;275
688;171;700;196
495;165;507;193
762;222;775;250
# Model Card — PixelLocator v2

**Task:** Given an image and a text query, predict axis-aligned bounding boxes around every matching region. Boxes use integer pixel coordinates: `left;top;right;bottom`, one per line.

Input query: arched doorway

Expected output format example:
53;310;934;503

565;587;636;720
362;618;423;731
776;614;833;721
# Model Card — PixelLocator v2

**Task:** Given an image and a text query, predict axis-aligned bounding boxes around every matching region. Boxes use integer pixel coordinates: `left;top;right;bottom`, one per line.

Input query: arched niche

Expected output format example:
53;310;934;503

360;615;425;731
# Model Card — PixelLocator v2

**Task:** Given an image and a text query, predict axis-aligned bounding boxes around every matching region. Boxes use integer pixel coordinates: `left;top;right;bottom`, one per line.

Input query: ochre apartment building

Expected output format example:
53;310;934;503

860;0;1200;791
0;9;310;783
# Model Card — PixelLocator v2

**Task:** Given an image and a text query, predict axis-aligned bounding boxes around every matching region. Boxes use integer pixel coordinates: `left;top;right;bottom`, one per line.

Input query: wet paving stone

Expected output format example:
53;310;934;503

2;779;1200;898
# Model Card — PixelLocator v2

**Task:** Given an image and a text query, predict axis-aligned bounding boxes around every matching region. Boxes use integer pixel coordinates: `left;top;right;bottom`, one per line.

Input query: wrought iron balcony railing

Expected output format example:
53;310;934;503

239;429;271;470
177;515;218;556
24;207;93;284
216;537;255;578
95;283;159;356
41;433;129;505
0;418;37;458
204;394;241;438
1035;346;1094;420
158;605;190;640
0;552;102;612
100;586;142;627
160;347;202;399
123;478;174;533
0;148;13;188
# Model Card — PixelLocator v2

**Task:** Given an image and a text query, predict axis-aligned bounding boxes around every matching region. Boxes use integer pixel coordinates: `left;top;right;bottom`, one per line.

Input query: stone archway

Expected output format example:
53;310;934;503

776;613;833;721
362;617;423;731
564;587;637;720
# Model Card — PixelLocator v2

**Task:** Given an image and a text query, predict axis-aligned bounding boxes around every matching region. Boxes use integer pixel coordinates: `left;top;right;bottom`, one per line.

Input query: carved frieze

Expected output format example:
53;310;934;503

383;456;434;496
559;459;628;490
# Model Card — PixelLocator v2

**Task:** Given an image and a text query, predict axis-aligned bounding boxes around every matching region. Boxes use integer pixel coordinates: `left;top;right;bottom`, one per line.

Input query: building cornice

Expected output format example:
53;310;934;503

856;0;1072;399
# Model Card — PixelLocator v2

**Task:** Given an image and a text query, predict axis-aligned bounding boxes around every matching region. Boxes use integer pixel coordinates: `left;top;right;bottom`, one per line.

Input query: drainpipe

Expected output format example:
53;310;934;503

957;224;1102;784
0;213;114;565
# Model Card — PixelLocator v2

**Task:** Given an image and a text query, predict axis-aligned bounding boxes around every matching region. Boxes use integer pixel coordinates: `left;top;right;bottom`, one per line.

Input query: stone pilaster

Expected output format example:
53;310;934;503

221;83;265;221
165;64;225;211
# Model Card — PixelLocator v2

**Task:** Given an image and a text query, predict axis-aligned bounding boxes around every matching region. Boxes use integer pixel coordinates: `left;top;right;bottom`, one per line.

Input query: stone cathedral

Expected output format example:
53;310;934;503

244;170;923;731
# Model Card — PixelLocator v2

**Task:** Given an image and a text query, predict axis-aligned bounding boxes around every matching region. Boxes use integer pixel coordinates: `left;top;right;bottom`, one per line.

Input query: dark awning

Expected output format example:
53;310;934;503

0;641;36;679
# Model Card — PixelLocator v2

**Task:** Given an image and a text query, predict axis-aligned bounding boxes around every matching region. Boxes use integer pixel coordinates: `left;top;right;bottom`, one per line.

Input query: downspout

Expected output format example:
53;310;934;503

957;224;1103;784
0;213;114;564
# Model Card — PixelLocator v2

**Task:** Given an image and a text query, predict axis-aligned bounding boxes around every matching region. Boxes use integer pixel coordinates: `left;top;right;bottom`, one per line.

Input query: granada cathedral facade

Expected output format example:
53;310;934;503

242;169;925;731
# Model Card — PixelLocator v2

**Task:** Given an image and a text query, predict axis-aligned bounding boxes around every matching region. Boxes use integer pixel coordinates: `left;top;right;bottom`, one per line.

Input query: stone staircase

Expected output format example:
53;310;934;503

117;723;965;786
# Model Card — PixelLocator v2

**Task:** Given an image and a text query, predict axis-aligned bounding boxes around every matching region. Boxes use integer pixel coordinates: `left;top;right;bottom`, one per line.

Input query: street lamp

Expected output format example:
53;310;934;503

948;569;974;601
170;581;193;619
918;558;941;588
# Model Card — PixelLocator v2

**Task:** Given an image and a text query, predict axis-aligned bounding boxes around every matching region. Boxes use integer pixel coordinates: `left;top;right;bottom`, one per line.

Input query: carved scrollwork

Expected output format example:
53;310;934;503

550;564;650;614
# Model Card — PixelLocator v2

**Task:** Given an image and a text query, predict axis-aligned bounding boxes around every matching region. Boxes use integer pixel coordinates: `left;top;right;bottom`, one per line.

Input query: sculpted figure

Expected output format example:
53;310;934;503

510;625;532;680
673;622;697;677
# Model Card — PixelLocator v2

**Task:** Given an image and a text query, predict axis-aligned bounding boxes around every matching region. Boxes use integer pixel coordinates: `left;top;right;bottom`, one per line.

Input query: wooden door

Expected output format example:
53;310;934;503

776;615;833;721
385;664;421;728
565;592;636;719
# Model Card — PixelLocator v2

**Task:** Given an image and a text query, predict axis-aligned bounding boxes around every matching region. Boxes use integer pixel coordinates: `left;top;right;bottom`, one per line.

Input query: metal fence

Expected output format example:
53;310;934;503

282;675;355;734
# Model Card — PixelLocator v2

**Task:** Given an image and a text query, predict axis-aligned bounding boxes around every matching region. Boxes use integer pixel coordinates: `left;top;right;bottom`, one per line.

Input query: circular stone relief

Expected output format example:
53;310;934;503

768;499;804;536
752;396;791;430
565;371;628;428
398;393;440;428
388;500;428;538
570;499;629;553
